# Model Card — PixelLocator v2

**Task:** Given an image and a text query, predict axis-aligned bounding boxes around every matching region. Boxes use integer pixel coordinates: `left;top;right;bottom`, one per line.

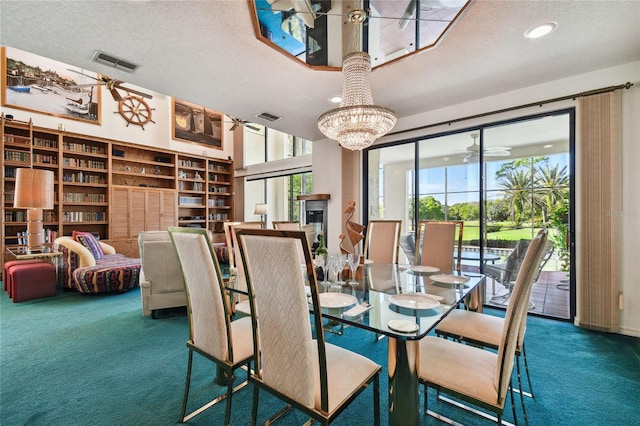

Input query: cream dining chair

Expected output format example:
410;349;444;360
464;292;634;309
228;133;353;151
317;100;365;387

168;227;253;424
435;229;550;424
363;219;402;264
224;221;263;316
236;229;381;425
418;227;549;426
272;220;301;230
416;220;463;273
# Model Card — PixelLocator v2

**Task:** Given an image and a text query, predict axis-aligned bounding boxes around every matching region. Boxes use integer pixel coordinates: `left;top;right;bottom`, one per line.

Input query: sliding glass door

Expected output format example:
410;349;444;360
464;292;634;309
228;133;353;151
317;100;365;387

365;110;573;319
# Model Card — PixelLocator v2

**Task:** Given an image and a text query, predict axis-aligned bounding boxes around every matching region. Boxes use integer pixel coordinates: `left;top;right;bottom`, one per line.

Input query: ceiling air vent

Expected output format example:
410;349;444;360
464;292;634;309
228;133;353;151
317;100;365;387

91;51;138;73
255;112;281;122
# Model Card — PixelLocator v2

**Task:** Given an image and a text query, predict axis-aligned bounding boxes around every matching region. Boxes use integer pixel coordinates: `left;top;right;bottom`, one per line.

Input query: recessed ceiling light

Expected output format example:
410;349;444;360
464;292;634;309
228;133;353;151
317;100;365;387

544;144;553;148
329;96;342;103
524;22;557;39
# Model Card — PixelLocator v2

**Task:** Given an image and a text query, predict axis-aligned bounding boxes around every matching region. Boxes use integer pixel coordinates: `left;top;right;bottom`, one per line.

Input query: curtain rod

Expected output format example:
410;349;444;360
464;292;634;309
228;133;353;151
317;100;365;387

387;81;634;137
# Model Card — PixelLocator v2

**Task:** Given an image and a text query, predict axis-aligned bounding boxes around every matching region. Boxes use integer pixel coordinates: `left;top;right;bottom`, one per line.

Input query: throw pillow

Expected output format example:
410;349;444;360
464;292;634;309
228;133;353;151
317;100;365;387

73;231;104;260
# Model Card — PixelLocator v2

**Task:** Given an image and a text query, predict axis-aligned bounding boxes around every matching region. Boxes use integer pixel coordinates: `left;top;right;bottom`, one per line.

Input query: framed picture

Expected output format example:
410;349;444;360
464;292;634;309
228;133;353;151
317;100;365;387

172;99;223;149
1;47;101;124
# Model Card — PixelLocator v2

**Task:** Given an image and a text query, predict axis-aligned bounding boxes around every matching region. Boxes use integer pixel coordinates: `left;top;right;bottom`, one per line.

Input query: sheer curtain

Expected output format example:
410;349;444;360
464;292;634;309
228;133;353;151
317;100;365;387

576;91;621;332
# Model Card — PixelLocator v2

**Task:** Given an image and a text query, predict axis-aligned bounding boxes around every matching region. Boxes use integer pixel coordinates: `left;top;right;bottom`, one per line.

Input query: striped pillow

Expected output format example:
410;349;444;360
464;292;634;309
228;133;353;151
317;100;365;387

73;231;104;260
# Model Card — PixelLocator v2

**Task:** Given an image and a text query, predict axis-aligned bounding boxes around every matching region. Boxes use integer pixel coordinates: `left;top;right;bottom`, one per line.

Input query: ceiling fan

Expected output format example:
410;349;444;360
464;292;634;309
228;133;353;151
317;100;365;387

227;116;262;132
462;133;511;163
67;69;153;102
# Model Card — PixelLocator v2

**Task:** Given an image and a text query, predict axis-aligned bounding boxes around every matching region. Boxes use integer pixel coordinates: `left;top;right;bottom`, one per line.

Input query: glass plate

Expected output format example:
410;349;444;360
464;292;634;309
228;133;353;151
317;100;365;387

389;293;440;310
319;293;357;309
388;319;419;333
429;274;471;285
407;265;440;275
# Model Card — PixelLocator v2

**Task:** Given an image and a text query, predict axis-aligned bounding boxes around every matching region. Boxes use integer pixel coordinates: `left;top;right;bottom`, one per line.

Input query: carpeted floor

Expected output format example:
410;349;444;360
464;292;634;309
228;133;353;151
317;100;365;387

1;285;639;425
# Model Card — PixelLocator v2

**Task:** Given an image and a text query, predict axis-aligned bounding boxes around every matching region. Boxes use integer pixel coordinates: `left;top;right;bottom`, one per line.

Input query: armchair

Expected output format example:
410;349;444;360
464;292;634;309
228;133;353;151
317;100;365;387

138;231;186;318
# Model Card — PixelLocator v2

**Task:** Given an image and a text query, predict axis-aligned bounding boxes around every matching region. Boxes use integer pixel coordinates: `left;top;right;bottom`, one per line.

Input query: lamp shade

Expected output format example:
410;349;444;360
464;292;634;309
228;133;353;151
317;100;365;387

254;203;268;215
13;168;55;209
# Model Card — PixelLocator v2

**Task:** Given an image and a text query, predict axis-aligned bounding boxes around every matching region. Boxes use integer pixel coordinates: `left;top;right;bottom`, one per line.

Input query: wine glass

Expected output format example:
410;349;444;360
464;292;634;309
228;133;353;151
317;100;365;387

328;254;343;291
347;253;360;300
336;253;348;285
315;254;329;292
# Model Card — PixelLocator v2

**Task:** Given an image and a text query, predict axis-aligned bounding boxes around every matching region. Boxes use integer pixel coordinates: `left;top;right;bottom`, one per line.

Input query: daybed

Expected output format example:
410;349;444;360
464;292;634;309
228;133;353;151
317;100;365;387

53;235;141;294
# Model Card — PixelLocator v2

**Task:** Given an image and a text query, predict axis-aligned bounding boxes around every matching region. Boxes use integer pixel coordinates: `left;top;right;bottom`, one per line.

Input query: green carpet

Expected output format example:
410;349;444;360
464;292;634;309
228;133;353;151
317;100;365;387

1;285;639;425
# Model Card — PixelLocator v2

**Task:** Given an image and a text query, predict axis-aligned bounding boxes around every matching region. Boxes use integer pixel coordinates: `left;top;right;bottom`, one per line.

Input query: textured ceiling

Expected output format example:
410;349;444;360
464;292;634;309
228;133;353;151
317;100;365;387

1;1;639;141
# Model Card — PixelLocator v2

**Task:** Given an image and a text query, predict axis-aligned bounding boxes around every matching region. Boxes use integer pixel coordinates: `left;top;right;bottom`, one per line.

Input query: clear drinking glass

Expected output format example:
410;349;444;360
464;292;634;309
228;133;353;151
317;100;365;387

315;254;329;292
347;253;360;299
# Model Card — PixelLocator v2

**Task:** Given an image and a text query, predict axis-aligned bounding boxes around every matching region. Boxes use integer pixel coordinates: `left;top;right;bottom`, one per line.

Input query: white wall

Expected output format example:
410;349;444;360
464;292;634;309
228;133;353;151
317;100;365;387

1;85;234;161
314;61;640;336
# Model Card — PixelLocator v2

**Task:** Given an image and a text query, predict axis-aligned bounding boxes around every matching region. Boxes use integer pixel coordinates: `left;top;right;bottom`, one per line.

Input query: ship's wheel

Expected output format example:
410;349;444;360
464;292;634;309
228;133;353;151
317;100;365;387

116;94;156;130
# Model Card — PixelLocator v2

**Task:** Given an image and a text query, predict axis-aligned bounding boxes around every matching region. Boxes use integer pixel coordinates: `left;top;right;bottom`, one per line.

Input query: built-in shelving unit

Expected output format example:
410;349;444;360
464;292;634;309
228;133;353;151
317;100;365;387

1;114;234;264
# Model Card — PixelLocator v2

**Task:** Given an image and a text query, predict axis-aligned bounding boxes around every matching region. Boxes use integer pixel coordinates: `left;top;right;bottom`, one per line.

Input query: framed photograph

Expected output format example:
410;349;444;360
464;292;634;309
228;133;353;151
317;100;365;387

2;47;101;124
172;99;223;149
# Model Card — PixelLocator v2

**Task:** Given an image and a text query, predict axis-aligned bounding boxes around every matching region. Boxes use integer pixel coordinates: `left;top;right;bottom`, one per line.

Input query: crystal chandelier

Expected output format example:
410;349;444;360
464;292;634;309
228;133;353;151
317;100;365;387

317;9;396;151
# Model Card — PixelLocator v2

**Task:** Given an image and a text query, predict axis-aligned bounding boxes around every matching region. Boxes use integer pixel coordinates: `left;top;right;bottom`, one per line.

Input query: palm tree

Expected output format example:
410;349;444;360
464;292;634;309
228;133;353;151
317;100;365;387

496;169;533;226
535;163;569;222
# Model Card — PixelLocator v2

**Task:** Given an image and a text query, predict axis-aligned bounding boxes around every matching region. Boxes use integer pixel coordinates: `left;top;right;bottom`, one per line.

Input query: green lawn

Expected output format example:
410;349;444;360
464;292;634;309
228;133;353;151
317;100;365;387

461;221;543;244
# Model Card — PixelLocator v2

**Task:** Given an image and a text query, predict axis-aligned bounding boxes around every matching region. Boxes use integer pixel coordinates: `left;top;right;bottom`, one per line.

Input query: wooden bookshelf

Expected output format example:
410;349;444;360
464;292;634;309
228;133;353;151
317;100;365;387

1;114;234;266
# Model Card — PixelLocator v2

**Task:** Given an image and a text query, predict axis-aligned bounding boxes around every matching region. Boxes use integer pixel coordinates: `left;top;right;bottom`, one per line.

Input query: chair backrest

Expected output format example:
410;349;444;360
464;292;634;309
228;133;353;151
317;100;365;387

168;227;234;362
237;229;329;411
416;220;463;273
515;236;554;348
226;222;263;292
272;221;301;230
138;231;182;293
363;220;402;264
495;228;548;404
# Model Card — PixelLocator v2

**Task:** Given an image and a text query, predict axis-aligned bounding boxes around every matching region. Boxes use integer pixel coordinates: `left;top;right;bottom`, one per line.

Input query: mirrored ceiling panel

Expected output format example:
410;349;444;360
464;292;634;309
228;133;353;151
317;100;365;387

250;0;472;70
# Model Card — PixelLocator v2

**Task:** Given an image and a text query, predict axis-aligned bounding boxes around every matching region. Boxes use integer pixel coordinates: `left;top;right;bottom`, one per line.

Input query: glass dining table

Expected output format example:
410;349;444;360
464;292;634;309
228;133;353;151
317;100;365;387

316;262;486;426
227;261;485;426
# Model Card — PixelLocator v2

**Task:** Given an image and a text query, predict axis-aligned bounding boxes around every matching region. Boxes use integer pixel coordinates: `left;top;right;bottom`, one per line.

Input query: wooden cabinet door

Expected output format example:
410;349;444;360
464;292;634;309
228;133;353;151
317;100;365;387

111;187;131;239
130;189;146;237
161;191;177;230
145;190;162;231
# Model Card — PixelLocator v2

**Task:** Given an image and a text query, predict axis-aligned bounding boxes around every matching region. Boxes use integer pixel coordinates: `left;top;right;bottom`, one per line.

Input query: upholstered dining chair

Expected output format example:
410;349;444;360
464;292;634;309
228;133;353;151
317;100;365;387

272;220;301;230
416;220;463;273
168;227;254;425
224;221;263;316
435;229;550;421
363;219;402;264
236;229;381;426
418;227;549;426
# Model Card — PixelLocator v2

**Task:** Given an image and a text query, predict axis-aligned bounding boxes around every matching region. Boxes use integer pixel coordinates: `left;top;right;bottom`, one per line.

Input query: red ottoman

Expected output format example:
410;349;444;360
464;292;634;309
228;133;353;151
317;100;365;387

9;262;56;303
4;259;46;294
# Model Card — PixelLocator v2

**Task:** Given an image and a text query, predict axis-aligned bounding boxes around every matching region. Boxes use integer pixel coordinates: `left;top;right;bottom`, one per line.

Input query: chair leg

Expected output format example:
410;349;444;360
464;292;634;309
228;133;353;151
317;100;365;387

522;343;534;398
508;381;518;426
373;374;380;426
251;380;259;425
180;349;194;423
224;368;235;426
515;355;529;426
423;384;428;414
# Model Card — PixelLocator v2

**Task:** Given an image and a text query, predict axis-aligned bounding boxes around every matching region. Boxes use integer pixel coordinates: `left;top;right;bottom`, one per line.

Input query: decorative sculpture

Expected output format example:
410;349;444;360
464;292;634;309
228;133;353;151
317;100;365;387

339;200;365;254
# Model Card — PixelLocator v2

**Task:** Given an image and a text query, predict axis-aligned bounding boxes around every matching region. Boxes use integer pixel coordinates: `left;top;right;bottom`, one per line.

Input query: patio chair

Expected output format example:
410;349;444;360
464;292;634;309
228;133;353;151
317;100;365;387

489;238;554;309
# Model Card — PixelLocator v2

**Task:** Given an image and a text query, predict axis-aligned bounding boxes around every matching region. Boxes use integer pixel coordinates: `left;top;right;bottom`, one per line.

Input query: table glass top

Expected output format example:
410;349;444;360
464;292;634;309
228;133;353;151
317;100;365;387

317;262;484;340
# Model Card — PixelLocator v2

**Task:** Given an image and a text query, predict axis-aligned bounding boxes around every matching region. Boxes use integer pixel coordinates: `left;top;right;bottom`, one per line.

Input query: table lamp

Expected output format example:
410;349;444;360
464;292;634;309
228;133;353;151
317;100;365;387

254;203;267;228
13;168;55;251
